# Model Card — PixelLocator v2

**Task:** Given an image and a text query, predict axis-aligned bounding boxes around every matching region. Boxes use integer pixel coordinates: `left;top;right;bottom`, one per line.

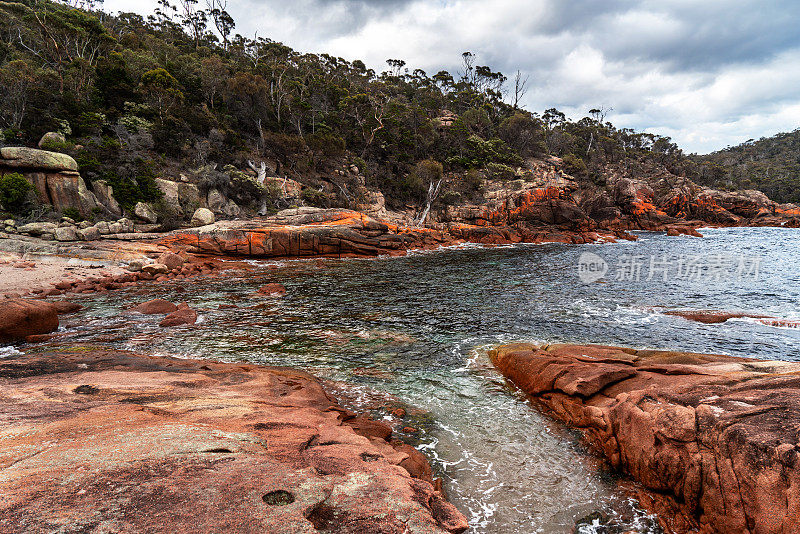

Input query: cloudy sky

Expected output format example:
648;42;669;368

104;0;800;154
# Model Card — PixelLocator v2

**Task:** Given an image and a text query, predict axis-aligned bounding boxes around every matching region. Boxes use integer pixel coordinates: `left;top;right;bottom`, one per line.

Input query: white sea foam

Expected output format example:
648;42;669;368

0;345;23;358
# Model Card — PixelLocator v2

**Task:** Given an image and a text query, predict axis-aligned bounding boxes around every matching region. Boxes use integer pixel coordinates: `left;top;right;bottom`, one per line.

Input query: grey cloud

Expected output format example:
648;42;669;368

230;0;415;41
106;0;800;153
596;2;800;72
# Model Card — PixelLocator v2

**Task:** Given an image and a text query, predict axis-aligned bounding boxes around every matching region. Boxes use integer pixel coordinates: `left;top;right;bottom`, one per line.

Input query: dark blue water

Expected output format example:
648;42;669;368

44;227;800;533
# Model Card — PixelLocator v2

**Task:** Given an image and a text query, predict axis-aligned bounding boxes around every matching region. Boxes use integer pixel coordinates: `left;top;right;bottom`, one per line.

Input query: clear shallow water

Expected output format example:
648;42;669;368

54;227;800;533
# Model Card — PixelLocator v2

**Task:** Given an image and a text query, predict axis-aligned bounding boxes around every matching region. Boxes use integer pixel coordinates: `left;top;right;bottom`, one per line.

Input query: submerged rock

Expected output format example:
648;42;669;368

490;342;800;534
159;307;197;327
130;299;177;314
664;309;770;324
256;283;287;296
50;301;82;314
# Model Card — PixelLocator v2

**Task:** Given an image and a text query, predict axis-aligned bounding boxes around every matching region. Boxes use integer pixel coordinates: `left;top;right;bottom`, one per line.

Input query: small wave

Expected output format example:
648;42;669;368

0;345;23;358
734;317;800;330
404;242;497;257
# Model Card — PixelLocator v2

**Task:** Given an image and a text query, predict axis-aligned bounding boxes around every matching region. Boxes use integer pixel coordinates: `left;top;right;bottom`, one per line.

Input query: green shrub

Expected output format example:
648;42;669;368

562;153;588;177
406;159;442;202
152;197;181;230
102;159;163;210
399;172;426;201
301;187;330;208
0;173;33;212
307;131;345;158
465;169;483;192
62;207;82;222
446;135;523;169
498;113;548;157
486;163;516;180
224;166;265;208
414;159;443;184
440;190;462;205
39;138;73;153
198;165;265;210
352;157;367;173
75;152;102;174
460;107;492;135
74;112;106;137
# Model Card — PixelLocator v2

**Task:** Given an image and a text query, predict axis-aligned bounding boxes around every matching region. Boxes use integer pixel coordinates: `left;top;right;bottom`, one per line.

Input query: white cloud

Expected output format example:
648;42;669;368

103;0;800;154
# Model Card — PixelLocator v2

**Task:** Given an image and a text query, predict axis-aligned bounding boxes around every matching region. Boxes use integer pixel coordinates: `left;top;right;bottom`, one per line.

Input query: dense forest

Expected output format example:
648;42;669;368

692;130;800;204
0;0;796;216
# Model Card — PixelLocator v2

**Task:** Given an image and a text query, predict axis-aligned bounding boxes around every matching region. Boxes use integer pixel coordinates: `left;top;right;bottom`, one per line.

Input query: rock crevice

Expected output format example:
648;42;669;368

489;343;800;534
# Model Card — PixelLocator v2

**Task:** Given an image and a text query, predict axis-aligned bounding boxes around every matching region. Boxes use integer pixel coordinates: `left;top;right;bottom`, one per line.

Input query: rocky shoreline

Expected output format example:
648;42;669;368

0;344;468;533
1;205;635;300
2;204;800;533
490;343;800;534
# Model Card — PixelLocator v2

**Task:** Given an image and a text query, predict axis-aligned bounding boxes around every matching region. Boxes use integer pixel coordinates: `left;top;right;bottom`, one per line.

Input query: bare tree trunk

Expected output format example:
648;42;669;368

247;160;267;185
248;160;270;215
513;70;529;109
416;179;442;227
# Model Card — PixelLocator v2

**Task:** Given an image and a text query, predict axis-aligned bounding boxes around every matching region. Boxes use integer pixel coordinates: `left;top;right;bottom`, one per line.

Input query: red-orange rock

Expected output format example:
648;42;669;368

130;299;178;314
664;310;770;324
157;251;185;270
257;283;287;296
50;301;83;314
347;416;393;441
0;347;467;533
24;333;58;343
490;343;800;534
0;299;58;343
159;308;197;327
757;318;800;328
395;442;434;483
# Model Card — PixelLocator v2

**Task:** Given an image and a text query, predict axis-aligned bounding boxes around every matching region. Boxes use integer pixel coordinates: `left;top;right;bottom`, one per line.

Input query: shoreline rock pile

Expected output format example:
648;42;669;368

490;342;800;534
12;217;135;242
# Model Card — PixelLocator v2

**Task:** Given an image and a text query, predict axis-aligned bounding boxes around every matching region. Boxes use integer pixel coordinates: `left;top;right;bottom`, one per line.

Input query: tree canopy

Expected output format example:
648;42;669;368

1;0;788;210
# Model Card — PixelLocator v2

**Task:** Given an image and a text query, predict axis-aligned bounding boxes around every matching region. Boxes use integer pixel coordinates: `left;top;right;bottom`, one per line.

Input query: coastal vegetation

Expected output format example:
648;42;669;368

0;0;746;218
692;129;800;203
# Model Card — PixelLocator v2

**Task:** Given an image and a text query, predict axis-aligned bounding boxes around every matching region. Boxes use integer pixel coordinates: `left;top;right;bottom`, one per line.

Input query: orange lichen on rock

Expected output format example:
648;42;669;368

490;342;800;534
630;188;667;217
776;206;800;217
0;346;468;533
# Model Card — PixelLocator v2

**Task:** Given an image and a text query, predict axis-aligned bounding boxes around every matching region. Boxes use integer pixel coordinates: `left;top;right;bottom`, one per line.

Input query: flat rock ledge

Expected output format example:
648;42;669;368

0;346;467;534
489;343;800;534
160;207;620;259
